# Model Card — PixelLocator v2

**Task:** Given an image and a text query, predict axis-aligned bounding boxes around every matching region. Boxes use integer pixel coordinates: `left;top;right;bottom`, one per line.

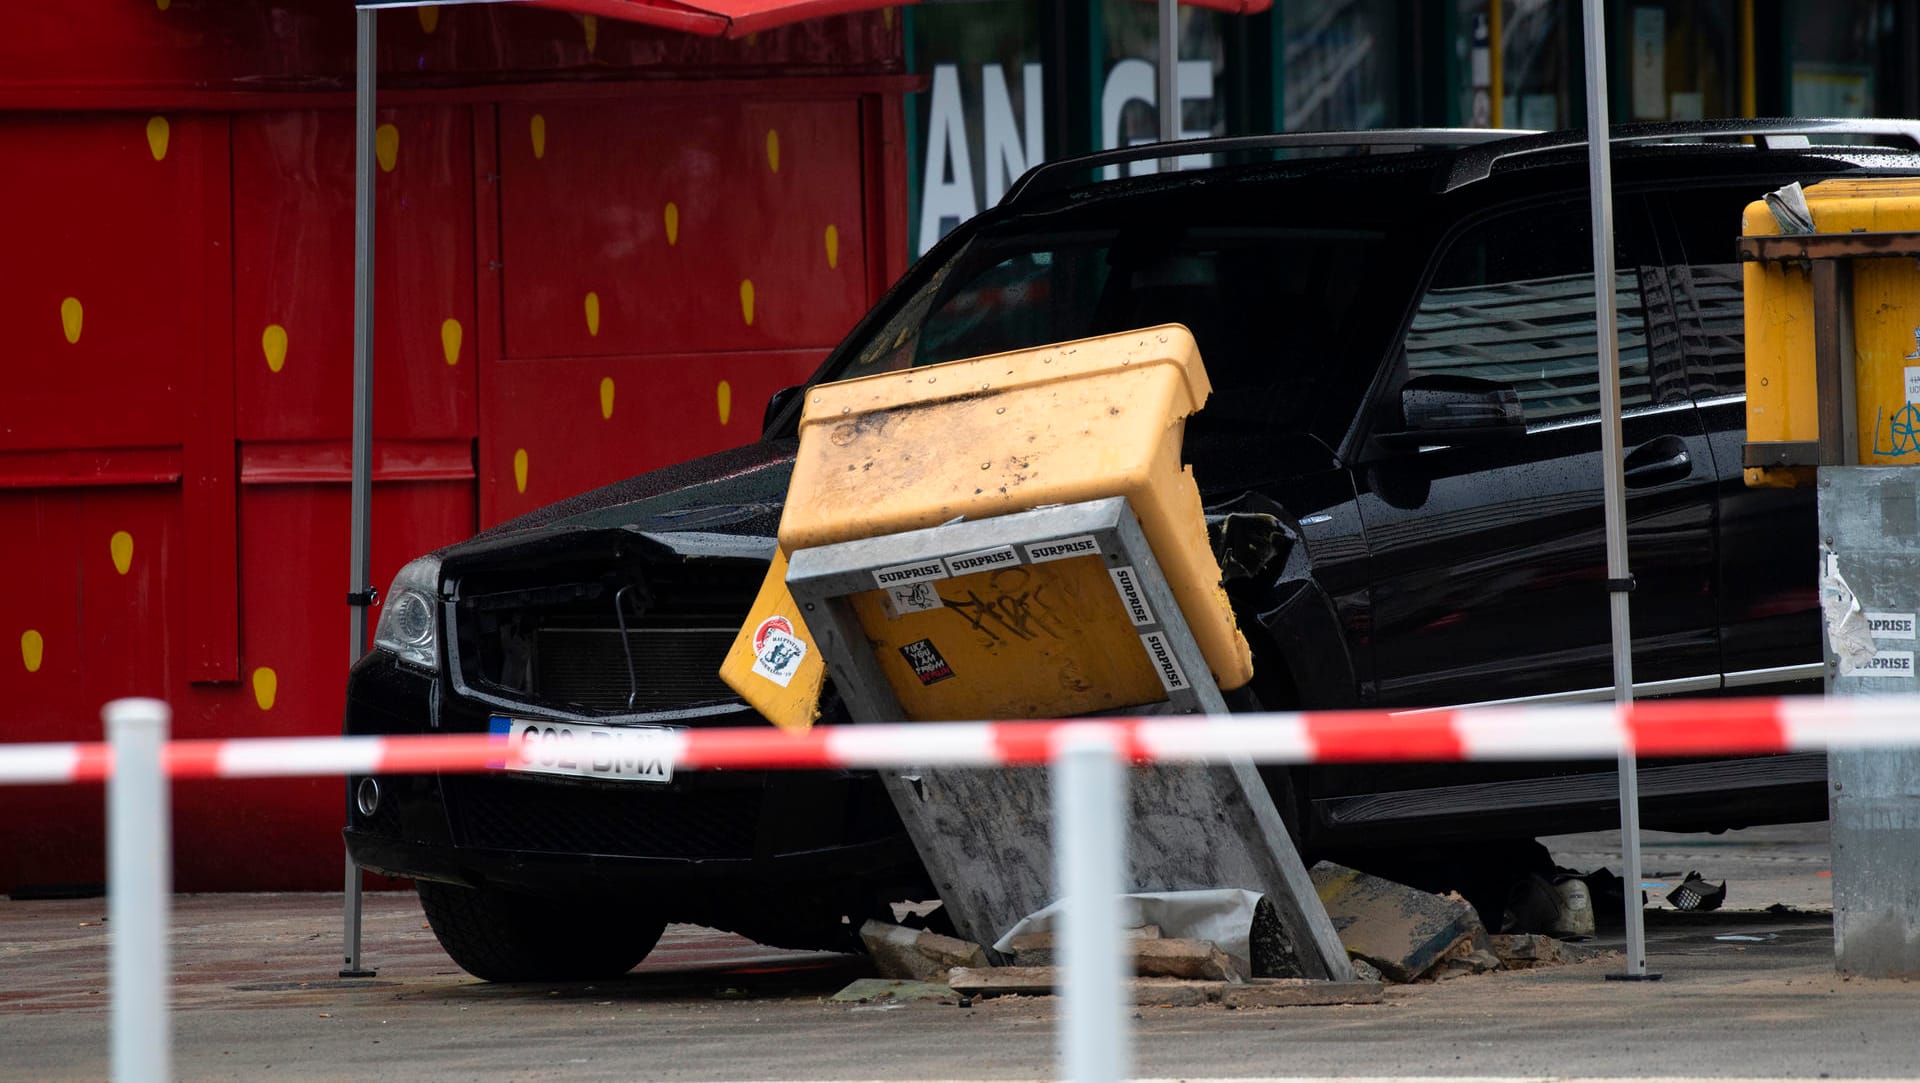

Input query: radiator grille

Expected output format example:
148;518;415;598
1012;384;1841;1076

446;775;761;859
534;627;736;712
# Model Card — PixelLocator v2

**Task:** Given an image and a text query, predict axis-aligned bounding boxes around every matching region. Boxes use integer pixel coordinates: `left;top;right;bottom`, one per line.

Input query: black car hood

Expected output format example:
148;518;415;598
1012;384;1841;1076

436;426;1351;565
450;438;799;559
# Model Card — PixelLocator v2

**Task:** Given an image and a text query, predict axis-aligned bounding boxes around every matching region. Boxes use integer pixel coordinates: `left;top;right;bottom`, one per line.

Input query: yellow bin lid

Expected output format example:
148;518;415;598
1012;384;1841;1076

780;324;1253;706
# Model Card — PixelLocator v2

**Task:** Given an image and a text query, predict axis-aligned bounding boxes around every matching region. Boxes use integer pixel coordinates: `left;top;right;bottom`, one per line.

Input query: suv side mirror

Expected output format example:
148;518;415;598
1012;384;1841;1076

1377;374;1525;450
763;384;804;435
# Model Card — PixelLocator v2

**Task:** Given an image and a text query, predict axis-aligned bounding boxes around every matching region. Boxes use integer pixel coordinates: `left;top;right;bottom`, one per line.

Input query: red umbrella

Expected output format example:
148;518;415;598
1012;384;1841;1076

364;0;1269;40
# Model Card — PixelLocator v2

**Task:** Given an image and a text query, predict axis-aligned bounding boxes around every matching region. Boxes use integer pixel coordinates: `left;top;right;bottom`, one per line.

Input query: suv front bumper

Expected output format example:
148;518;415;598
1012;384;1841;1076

342;650;924;901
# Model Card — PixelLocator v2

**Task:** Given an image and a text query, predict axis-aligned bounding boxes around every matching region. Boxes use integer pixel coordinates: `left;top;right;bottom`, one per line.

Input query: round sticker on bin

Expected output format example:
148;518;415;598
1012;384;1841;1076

751;616;808;687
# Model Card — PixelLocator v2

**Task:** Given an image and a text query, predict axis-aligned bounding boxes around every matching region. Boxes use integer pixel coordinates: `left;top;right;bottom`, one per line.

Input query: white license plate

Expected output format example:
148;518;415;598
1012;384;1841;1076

490;717;678;784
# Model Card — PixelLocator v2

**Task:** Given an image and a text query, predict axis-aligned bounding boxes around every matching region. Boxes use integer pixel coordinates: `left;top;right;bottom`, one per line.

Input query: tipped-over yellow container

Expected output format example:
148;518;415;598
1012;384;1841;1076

783;323;1253;692
1745;178;1920;485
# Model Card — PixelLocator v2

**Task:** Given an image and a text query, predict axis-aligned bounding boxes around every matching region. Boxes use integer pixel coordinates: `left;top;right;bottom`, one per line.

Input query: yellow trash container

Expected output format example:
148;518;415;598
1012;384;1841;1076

1744;178;1920;485
721;324;1254;728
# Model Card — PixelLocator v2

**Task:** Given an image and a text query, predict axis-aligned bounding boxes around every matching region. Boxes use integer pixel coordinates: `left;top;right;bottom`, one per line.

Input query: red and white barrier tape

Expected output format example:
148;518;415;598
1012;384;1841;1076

5;696;1920;786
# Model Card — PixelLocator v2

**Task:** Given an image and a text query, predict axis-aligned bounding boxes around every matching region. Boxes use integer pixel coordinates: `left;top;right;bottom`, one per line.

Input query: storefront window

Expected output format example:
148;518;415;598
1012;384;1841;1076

1501;0;1576;128
1456;0;1744;131
1626;1;1739;121
1281;0;1403;131
1099;0;1231;174
1786;0;1885;117
910;1;1047;256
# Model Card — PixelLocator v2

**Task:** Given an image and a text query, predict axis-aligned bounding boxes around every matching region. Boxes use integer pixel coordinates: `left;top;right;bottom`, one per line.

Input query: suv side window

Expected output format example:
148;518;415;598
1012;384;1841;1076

1651;187;1752;398
1402;202;1670;427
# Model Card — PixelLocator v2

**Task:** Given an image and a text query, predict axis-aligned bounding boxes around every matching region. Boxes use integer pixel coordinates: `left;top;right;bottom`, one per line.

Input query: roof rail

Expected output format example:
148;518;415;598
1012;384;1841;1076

1438;118;1920;191
1000;128;1535;206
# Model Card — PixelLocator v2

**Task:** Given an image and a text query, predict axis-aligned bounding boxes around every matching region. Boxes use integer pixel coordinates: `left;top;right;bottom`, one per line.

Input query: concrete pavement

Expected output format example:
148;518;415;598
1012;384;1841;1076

5;823;1917;1081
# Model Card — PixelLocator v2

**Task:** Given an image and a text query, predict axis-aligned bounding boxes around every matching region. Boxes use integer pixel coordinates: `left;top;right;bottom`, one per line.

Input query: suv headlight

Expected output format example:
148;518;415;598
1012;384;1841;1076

374;556;443;671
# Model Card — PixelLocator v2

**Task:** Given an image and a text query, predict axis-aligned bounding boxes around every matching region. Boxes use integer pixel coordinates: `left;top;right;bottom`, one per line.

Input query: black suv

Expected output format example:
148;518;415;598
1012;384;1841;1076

346;120;1920;981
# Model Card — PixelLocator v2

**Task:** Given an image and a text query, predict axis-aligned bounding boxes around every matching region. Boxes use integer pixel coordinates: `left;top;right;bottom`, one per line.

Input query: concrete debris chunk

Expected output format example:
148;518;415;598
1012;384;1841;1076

1134;978;1212;1007
1309;861;1496;983
1431;935;1504;981
830;978;957;1004
947;968;1383;1008
1220;979;1385;1009
1489;932;1571;968
947;966;1057;996
859;920;989;984
1133;938;1241;982
1006;925;1161;966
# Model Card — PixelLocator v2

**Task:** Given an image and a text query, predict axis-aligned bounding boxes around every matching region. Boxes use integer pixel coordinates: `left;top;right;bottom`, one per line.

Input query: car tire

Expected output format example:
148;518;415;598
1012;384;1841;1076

416;880;667;982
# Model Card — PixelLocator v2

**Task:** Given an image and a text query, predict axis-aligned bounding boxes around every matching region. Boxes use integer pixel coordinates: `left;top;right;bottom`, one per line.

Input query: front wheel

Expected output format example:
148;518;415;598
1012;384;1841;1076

416;880;667;982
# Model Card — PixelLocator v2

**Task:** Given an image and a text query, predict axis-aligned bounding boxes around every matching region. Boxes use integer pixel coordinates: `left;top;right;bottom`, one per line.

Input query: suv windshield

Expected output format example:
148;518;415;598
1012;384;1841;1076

828;209;1395;432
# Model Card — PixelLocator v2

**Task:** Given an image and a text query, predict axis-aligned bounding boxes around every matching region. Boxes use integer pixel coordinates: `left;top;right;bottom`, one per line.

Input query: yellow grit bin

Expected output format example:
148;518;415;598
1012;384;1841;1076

720;324;1254;729
1744;177;1920;486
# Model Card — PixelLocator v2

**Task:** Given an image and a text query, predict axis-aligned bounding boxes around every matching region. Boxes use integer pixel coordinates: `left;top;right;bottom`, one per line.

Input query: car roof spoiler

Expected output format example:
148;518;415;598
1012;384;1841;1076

1000;119;1920;206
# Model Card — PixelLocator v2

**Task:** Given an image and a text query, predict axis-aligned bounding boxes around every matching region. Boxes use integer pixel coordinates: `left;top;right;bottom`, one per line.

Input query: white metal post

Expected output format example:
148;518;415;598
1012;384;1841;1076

342;2;378;980
1580;0;1656;981
1156;0;1179;144
1053;729;1130;1083
107;698;171;1083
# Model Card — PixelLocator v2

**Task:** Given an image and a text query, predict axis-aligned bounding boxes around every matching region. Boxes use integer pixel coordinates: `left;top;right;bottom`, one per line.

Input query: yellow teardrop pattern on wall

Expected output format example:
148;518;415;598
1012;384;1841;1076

765;129;780;173
664;202;679;245
717;380;733;425
262;324;288;372
418;6;439;32
825;225;839;269
60;297;83;345
252;666;278;711
20;630;43;673
146;116;170;161
583;13;598;53
513;448;529;493
375;123;398;173
739;280;755;326
584;291;601;337
884;6;894;30
110;531;134;576
441;318;462;365
600;377;615;420
156;0;169;10
530;114;546;160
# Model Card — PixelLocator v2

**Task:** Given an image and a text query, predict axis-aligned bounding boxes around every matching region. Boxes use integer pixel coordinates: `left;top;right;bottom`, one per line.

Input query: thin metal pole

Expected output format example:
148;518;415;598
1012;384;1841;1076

1157;0;1178;144
1580;0;1655;981
343;3;377;980
107;698;171;1083
1053;730;1130;1083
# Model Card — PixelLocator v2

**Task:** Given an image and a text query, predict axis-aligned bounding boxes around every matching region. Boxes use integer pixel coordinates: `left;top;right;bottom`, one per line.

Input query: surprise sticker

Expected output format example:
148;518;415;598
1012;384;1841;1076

750;616;808;687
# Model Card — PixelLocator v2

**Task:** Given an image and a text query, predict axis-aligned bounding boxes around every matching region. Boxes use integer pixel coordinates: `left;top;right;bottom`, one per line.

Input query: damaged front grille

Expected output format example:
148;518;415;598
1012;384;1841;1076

449;539;761;718
444;775;760;858
533;626;738;711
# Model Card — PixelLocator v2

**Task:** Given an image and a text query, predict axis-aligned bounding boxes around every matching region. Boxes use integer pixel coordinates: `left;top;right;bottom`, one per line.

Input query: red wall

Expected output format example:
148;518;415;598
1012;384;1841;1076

0;1;909;893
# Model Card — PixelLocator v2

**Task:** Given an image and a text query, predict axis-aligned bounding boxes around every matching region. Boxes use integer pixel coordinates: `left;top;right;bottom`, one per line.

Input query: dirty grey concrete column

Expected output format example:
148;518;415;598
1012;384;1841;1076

1820;466;1920;976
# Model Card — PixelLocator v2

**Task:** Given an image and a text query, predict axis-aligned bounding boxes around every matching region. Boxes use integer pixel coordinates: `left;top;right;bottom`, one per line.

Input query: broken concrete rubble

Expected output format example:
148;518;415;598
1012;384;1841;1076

1133;938;1240;982
859;920;989;984
1310;862;1494;983
1431;934;1503;981
1005;931;1236;981
1487;932;1617;969
1004;925;1161;966
945;967;1383;1007
830;978;959;1004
